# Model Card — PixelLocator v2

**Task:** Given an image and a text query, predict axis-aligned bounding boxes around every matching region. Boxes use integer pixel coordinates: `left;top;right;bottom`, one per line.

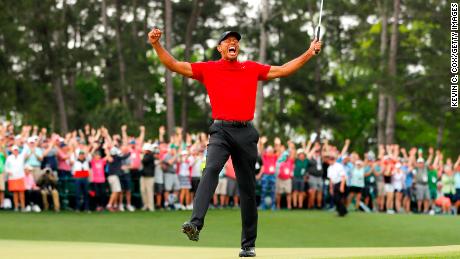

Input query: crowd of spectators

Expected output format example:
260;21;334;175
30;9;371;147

0;121;459;216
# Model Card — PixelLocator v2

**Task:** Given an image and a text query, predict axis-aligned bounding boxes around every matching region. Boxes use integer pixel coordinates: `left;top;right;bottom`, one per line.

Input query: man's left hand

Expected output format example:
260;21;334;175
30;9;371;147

309;39;322;55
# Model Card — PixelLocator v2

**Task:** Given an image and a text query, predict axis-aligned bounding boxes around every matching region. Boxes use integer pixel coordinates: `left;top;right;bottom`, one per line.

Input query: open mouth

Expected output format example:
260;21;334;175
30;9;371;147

228;46;236;54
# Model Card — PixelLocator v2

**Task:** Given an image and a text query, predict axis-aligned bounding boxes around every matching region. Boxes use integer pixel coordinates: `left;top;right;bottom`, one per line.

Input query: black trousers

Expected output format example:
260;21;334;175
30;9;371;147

190;121;259;248
333;182;348;216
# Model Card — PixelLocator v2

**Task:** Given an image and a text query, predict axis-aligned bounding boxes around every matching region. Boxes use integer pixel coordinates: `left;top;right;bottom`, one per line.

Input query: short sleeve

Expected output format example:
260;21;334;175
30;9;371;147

253;62;271;81
191;62;208;82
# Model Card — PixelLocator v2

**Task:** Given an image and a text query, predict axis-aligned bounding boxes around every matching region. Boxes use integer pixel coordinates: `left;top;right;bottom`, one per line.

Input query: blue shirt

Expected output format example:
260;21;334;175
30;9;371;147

24;146;43;167
454;172;460;189
350;167;365;187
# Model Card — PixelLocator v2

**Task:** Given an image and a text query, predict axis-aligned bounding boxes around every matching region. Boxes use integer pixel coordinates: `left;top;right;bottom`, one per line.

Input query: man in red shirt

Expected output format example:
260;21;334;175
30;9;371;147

148;28;321;257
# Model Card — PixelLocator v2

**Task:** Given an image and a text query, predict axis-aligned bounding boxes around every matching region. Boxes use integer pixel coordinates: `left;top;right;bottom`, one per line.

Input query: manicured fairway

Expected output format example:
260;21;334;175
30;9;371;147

0;210;459;258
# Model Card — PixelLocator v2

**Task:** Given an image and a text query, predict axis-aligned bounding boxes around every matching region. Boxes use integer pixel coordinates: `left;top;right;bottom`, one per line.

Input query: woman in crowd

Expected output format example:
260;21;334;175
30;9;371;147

347;159;365;211
23;165;41;212
90;150;107;212
5;145;26;211
383;158;395;214
392;163;405;213
178;150;192;210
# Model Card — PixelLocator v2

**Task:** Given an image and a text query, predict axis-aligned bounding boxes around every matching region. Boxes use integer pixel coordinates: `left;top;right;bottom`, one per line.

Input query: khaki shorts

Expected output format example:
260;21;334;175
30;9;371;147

215;178;227;195
276;179;292;194
0;174;5;191
108;175;122;193
377;182;385;196
308;175;323;190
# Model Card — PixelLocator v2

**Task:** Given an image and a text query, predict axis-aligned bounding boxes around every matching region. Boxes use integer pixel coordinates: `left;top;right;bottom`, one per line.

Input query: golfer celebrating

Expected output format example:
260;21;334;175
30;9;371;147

148;28;321;257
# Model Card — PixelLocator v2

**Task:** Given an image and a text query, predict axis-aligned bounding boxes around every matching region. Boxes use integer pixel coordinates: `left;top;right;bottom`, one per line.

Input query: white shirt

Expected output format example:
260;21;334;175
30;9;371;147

71;158;91;174
5;153;26;180
190;156;203;178
327;162;346;184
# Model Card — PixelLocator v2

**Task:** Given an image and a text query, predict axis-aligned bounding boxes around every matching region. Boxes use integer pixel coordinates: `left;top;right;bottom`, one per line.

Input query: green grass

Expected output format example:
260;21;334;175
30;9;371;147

0;210;459;248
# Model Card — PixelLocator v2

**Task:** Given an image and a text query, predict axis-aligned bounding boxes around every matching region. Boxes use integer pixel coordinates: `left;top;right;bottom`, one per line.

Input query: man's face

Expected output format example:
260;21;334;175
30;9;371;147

217;36;239;61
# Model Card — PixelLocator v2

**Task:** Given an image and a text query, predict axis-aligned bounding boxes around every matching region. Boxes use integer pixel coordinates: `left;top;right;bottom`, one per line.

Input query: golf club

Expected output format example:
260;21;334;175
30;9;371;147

315;0;324;54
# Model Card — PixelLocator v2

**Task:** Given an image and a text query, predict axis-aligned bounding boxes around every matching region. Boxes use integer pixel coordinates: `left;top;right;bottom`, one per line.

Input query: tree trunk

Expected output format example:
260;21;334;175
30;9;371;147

101;0;110;103
115;0;128;106
377;0;388;145
181;0;205;135
254;0;268;130
385;0;400;144
164;0;176;138
54;76;68;134
53;1;69;134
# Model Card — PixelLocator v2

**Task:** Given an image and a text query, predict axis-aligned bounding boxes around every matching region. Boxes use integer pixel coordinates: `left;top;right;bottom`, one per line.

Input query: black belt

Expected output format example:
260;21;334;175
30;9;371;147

213;119;252;127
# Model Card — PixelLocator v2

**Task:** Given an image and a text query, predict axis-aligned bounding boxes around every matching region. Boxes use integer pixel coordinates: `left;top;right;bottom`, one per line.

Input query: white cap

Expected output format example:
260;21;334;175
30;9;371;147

416;157;425;163
25;165;33;170
12;145;19;151
297;148;305;154
181;150;189;156
110;147;120;156
395;162;401;169
356;160;364;165
142;143;154;152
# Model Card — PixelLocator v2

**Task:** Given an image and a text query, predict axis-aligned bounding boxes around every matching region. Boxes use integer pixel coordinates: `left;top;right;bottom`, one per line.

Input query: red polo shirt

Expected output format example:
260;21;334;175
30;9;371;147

191;59;271;121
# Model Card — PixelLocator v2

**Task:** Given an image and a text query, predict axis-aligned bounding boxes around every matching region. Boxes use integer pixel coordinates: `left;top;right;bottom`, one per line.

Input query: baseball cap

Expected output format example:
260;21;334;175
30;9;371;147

297;148;305;154
110;147;120;156
12;145;19;151
218;31;241;44
416;157;425;163
142;143;154;152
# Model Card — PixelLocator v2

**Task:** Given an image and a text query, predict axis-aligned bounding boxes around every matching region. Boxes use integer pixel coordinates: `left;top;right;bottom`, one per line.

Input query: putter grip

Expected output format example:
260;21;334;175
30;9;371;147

315;27;321;54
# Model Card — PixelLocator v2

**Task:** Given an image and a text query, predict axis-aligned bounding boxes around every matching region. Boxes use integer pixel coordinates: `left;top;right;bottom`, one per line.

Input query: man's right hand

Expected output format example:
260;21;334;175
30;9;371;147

148;28;162;46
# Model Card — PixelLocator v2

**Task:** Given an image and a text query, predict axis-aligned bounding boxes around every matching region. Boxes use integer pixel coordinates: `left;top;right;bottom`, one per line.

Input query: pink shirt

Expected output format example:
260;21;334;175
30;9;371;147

57;149;71;171
225;158;236;180
262;153;278;175
24;173;37;190
129;148;142;170
278;158;294;180
91;158;107;183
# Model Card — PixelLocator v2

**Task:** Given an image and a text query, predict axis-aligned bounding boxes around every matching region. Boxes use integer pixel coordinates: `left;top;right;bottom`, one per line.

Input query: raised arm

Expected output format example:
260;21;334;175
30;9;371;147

455;155;460;169
266;39;322;80
340;139;350;157
121;125;128;146
148;28;193;77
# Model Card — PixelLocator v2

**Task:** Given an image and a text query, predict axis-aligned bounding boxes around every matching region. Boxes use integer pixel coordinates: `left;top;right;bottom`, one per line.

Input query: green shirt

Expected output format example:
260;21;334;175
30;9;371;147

0;153;5;174
427;169;438;191
294;159;308;178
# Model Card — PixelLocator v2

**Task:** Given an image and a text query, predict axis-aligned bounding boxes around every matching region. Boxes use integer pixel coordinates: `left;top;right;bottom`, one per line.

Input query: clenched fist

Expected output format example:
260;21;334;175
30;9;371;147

148;28;162;46
309;39;322;55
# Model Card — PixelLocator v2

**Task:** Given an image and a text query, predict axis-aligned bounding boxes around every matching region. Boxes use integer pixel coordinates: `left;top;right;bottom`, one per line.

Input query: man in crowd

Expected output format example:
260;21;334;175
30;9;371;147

37;167;60;212
327;151;347;217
